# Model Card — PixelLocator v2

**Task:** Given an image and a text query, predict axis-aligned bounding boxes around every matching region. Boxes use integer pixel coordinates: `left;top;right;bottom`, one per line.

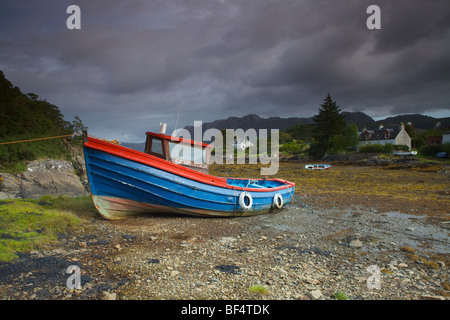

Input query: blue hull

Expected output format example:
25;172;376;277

84;141;295;219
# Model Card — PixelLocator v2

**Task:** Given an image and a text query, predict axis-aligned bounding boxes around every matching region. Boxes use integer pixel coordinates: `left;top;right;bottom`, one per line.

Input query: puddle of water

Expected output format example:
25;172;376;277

252;208;450;254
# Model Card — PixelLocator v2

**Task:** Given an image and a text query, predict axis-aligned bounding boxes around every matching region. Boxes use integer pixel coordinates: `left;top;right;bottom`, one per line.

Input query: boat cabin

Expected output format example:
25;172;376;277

144;131;213;173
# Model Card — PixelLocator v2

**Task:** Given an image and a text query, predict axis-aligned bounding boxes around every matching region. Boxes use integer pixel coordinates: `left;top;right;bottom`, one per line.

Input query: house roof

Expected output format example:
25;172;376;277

359;127;400;141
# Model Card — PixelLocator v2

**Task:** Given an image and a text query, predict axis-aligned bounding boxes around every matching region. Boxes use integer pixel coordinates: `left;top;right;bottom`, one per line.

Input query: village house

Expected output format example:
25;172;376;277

443;131;450;144
428;135;442;146
358;123;412;150
233;137;255;150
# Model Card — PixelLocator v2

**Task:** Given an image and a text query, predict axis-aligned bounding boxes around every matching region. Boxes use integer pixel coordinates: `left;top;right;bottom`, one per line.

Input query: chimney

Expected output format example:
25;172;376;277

159;123;167;134
378;124;384;129
400;122;405;131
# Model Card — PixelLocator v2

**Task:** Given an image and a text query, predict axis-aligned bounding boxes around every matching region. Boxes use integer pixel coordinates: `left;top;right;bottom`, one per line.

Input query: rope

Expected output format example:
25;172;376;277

86;133;120;145
0;133;82;145
290;190;314;214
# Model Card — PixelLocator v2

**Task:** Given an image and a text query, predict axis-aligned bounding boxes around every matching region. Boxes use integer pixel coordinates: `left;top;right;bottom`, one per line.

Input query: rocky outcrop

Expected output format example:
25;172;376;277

0;159;89;200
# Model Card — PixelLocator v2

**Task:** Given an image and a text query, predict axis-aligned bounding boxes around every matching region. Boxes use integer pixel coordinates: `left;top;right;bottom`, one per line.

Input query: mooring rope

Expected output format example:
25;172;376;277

0;133;82;145
290;189;314;214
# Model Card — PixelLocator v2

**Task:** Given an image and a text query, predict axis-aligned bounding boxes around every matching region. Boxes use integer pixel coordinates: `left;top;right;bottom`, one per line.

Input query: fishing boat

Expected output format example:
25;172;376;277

82;130;295;219
304;164;331;170
392;150;417;156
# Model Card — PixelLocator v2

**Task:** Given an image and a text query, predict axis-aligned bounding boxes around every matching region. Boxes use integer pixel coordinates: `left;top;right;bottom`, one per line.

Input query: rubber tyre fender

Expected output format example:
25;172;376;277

273;193;283;209
239;192;253;210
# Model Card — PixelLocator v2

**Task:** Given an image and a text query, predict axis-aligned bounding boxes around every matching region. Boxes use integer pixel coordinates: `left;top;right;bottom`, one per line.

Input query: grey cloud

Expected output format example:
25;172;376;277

0;0;449;141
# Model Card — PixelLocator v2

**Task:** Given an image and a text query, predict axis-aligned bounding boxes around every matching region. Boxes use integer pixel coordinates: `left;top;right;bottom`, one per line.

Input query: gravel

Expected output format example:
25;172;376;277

1;199;448;301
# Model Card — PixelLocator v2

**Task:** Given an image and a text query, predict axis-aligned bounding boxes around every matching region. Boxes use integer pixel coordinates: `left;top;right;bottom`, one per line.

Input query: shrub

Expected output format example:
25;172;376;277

358;144;385;153
358;143;400;154
248;285;269;295
420;143;450;157
334;291;349;300
280;141;306;154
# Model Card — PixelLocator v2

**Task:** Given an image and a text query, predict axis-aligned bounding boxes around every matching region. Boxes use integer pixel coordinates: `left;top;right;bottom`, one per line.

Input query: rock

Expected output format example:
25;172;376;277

399;279;411;288
219;237;237;245
420;295;445;300
293;293;303;299
170;270;180;277
0;173;22;199
0;159;88;199
103;292;117;300
310;290;323;299
349;239;362;248
305;277;320;285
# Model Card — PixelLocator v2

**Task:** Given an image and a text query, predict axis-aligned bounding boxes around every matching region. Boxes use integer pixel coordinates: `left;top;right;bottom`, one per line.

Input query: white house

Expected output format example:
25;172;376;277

442;131;450;144
358;123;412;150
233;138;255;150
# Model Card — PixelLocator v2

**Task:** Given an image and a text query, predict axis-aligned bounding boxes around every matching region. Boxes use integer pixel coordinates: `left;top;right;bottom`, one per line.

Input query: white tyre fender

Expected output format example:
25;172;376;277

239;192;253;210
273;193;283;209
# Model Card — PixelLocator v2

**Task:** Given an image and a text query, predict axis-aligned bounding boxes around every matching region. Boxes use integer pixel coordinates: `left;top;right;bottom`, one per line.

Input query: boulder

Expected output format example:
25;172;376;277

0;159;88;200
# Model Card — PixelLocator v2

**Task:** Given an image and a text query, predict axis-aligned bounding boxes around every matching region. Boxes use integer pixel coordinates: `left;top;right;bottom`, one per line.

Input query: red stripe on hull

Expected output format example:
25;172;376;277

84;136;295;192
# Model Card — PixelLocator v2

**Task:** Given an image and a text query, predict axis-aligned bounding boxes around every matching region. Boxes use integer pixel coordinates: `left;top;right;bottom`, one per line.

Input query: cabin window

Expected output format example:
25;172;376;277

150;139;163;155
168;142;207;164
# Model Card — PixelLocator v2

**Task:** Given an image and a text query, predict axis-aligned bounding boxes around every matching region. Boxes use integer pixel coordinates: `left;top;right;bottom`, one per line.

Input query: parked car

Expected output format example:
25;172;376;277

435;152;448;158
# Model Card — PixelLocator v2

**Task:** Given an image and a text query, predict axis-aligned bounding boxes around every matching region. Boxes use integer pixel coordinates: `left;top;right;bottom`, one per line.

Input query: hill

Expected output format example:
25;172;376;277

341;111;375;128
183;112;448;139
183;113;365;138
184;114;313;134
373;114;448;130
0;71;74;166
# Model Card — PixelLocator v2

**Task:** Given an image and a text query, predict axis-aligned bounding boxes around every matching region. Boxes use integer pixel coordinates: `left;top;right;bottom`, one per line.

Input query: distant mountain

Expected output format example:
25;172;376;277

184;114;313;136
341;111;375;127
184;112;374;138
183;112;448;138
372;114;449;130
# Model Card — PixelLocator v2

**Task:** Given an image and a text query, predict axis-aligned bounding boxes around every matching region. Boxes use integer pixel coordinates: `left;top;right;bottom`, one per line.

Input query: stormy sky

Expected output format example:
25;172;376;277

1;0;449;141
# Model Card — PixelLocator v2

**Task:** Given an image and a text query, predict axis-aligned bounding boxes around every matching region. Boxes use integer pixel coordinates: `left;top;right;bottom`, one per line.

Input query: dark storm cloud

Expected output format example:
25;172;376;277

0;0;449;140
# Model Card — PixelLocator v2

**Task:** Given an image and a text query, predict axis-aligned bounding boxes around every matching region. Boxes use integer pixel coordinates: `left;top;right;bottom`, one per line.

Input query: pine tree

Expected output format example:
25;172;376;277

309;94;346;158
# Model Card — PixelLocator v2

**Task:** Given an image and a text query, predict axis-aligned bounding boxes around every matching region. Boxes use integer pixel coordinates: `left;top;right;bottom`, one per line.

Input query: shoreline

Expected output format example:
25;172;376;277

0;163;448;300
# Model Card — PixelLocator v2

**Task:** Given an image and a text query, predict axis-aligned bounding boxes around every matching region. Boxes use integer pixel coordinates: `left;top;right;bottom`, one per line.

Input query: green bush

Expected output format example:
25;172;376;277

280;141;306;154
358;144;384;153
358;143;399;154
420;143;450;157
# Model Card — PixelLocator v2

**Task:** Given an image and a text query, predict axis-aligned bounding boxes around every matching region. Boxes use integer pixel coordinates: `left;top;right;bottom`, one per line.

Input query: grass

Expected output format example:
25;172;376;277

333;291;349;300
248;285;270;295
0;161;28;174
38;195;98;219
0;196;96;262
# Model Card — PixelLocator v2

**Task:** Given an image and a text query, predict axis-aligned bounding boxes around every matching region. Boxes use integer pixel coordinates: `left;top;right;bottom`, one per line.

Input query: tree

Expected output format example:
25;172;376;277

309;94;346;157
286;123;315;143
71;115;88;134
0;71;74;165
327;123;359;154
